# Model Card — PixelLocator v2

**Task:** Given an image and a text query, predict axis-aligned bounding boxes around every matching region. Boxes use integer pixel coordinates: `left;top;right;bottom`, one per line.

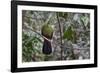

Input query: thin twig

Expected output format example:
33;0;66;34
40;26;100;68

56;13;63;60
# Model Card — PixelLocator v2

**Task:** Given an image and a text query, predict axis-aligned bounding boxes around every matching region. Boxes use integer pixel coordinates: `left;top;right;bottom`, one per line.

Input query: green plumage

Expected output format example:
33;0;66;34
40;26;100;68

41;24;53;39
41;24;54;54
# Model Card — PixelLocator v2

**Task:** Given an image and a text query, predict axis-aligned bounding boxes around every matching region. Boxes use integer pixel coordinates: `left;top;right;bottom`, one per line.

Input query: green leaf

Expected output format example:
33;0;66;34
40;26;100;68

63;26;76;42
81;16;89;27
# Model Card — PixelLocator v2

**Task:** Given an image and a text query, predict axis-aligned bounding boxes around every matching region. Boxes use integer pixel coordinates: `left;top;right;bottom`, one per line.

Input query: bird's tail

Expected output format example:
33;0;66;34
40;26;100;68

42;39;52;55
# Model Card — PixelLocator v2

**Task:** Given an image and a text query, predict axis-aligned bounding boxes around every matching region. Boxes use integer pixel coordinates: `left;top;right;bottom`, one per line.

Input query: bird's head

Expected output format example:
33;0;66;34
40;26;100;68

41;24;54;39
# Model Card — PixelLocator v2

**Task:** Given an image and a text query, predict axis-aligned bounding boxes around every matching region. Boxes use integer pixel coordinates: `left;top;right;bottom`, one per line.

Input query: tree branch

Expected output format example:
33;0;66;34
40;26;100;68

56;13;63;60
24;22;52;42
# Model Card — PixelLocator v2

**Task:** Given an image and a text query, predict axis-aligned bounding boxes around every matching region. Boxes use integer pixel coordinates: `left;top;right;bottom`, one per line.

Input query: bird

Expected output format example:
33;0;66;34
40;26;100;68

41;24;54;55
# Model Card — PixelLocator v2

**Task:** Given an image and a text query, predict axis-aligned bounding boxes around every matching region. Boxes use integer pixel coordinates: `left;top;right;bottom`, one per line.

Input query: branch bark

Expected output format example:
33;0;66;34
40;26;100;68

56;13;63;60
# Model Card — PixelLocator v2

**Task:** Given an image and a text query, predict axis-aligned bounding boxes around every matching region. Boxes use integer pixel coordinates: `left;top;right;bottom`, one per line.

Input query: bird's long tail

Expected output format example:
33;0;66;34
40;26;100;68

42;39;52;55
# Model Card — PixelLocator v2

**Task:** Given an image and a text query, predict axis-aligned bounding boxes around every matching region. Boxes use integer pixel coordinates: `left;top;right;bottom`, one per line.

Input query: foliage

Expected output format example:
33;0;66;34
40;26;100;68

63;26;76;42
22;31;44;62
22;10;90;62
